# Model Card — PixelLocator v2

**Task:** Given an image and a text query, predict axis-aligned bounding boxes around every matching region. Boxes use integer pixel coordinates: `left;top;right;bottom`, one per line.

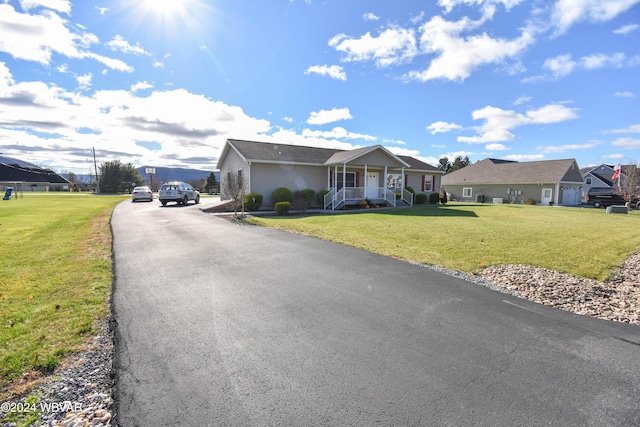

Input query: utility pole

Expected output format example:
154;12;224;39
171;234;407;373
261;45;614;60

93;147;100;193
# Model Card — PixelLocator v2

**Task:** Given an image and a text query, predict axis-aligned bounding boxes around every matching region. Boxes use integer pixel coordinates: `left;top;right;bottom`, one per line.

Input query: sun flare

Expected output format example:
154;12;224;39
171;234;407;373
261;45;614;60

141;0;189;16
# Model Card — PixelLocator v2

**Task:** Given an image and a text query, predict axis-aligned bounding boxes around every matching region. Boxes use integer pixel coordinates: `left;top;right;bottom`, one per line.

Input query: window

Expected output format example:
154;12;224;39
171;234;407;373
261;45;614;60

585;177;591;185
463;187;472;198
423;175;433;192
237;169;243;179
336;172;356;190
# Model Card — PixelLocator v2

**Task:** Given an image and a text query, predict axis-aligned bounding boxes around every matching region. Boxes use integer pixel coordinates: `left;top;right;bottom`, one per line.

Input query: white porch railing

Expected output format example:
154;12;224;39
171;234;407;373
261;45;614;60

402;189;414;206
324;189;335;209
324;187;408;209
385;189;396;207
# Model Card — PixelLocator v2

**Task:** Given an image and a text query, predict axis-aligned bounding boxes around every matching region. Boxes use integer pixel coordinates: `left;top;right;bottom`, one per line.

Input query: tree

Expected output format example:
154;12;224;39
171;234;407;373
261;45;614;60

439;155;471;174
613;161;640;207
205;172;218;194
98;160;144;193
221;170;247;217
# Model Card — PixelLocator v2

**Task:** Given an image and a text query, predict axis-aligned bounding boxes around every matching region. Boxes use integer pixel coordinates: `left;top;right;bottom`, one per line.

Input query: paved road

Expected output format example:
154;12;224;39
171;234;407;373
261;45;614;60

111;200;640;426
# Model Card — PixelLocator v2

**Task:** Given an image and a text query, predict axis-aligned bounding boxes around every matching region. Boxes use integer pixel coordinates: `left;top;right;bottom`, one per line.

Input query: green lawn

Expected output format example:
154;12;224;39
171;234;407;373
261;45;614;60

0;194;125;393
247;203;640;280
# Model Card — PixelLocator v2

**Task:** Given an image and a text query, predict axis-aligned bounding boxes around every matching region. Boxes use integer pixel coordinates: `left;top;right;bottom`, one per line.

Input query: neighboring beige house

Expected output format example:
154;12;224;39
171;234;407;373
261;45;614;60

216;139;443;209
441;158;584;205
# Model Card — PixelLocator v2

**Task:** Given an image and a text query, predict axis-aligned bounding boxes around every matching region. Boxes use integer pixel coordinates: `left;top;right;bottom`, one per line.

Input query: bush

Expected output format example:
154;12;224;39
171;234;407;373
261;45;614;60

272;187;293;204
525;198;536;205
415;193;427;204
274;201;291;216
429;192;440;204
292;191;310;212
405;186;415;195
244;193;263;211
301;189;315;206
317;189;330;205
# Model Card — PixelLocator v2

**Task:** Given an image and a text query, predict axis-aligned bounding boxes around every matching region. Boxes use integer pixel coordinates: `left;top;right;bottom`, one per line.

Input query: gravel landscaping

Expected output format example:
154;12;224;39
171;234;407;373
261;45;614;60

3;250;638;426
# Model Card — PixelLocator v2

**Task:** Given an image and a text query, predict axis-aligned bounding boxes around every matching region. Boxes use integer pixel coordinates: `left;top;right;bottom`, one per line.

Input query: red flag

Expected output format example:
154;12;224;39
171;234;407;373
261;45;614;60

612;164;621;181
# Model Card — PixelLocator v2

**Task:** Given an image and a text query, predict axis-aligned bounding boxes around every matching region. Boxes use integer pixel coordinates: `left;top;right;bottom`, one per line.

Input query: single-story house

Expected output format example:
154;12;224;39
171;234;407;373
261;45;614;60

0;155;70;193
440;158;584;205
216;139;443;209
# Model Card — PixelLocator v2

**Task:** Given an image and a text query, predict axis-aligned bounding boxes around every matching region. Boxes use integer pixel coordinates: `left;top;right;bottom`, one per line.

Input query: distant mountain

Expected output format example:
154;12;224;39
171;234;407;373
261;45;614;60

137;166;218;184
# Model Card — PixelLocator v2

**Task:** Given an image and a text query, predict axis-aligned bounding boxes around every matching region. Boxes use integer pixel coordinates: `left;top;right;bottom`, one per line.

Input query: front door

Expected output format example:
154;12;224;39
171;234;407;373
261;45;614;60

367;172;379;198
541;188;553;205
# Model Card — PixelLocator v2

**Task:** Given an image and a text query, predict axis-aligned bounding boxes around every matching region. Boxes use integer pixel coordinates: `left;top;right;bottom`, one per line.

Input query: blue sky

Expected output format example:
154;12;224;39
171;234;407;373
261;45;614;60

0;0;639;174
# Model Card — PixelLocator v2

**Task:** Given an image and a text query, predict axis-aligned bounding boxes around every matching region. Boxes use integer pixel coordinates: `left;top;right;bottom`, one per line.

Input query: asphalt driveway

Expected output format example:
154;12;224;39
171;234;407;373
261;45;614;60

111;200;640;426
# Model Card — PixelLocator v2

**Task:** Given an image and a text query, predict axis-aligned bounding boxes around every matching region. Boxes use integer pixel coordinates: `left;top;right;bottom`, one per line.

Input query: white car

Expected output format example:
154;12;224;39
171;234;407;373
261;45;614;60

158;181;200;206
131;186;153;202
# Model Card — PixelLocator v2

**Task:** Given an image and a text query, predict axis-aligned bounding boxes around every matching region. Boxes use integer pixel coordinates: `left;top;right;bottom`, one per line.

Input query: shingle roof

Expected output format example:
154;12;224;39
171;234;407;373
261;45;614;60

226;139;429;170
441;158;581;185
227;139;340;164
0;162;70;184
398;156;440;171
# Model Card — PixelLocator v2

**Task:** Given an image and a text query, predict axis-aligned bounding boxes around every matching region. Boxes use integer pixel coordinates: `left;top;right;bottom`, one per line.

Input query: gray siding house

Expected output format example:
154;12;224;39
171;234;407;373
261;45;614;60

216;139;443;209
441;158;584;206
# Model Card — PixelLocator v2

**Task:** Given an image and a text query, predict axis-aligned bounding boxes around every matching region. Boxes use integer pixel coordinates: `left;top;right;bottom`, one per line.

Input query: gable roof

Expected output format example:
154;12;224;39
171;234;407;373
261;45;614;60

398;156;440;172
441;158;582;185
224;139;340;165
0;160;70;184
220;139;430;171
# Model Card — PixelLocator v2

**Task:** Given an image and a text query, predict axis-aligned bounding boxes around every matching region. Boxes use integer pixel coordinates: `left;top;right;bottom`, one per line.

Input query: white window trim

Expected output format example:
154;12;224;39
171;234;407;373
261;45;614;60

463;187;472;198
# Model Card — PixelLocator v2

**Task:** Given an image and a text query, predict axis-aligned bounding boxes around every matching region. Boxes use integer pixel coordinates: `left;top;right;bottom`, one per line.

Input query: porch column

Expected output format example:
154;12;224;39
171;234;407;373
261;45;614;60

364;164;368;198
401;167;405;192
384;166;388;194
327;166;330;190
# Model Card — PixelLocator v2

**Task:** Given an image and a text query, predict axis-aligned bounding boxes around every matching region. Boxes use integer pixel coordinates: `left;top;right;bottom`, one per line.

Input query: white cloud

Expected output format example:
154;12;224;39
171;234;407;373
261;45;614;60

20;0;71;14
543;54;576;77
605;124;640;134
107;35;150;56
305;65;347;81
329;26;418;68
427;121;462;134
438;0;525;17
612;137;640;149
302;126;376;141
530;52;634;81
512;94;532;105
130;81;153;92
614;91;634;97
0;4;132;71
76;72;92;91
538;143;598;153
614;23;639;34
282;116;294;123
152;60;164;68
307;107;353;125
485;143;509;150
503;154;545;161
580;52;626;69
458;103;579;143
551;0;640;35
363;12;379;21
0;65;273;171
96;6;109;15
406;15;534;81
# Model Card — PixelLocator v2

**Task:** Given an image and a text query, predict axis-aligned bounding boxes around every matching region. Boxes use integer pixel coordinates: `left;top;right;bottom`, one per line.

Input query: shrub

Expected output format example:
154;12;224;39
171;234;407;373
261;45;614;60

274;201;291;216
272;187;293;204
429;192;440;204
525;198;536;205
317;189;330;204
244;193;263;211
301;189;315;206
292;191;310;212
405;186;415;195
415;193;427;204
